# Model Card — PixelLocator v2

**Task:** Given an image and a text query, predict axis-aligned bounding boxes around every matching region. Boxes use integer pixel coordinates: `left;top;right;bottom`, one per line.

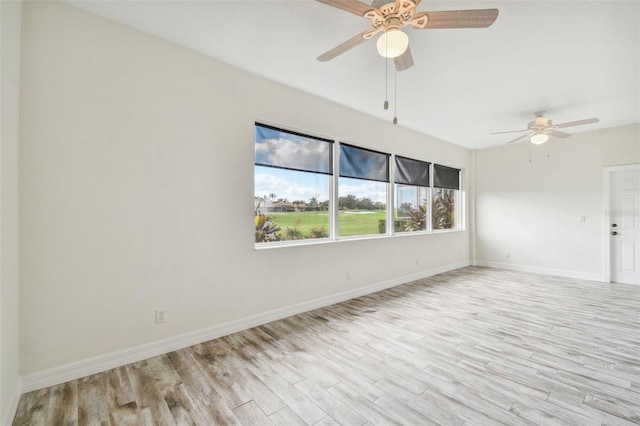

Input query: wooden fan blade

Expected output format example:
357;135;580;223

549;130;572;139
507;132;532;144
317;30;377;61
394;46;414;71
490;129;528;135
555;118;599;128
315;0;375;17
416;9;499;29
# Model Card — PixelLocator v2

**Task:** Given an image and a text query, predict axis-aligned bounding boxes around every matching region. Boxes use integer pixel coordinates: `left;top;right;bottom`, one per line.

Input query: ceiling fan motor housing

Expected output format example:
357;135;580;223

368;0;418;31
529;116;551;131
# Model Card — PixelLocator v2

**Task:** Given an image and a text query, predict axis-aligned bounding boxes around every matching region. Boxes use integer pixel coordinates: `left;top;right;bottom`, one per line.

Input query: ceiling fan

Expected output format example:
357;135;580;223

316;0;499;71
491;112;600;145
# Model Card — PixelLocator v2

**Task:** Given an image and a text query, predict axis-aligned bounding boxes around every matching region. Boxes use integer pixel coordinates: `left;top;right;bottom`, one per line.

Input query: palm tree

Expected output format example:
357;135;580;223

308;196;319;211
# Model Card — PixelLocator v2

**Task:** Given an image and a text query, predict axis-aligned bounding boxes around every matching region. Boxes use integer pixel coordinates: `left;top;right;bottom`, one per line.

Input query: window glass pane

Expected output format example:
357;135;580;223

255;123;332;174
395;185;428;232
432;188;457;230
395;156;430;187
338;177;387;237
340;144;389;182
255;166;330;242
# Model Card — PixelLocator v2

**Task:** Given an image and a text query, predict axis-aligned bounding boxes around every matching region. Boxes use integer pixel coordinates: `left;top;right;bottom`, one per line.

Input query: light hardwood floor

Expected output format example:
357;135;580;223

12;267;640;425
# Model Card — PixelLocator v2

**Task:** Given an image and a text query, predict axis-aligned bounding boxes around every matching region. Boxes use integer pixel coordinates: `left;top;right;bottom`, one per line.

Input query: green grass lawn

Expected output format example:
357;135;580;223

338;210;386;236
267;210;387;239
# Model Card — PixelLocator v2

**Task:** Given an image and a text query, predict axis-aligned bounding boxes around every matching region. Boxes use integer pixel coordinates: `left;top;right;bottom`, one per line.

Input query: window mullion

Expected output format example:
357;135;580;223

388;157;395;236
331;142;340;240
427;166;434;233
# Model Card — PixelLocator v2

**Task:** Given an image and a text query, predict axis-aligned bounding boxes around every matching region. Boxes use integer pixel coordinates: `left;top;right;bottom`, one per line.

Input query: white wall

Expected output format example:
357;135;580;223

474;124;640;280
19;1;471;377
1;0;22;423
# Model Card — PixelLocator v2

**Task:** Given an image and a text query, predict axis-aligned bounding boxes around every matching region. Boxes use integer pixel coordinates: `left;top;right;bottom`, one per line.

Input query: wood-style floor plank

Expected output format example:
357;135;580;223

11;267;640;425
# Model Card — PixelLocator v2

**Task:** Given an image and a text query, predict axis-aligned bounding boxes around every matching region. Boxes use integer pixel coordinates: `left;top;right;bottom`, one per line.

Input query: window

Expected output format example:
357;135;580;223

254;122;465;247
338;144;389;237
254;123;332;243
432;164;461;230
395;156;430;233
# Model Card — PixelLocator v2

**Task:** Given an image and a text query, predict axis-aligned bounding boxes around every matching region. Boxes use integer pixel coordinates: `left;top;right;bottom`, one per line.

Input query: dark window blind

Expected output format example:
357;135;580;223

339;144;390;182
254;123;333;175
433;164;460;190
395;156;430;187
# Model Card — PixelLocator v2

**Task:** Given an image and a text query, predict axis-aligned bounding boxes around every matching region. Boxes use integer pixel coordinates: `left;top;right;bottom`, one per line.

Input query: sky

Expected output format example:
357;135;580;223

254;167;388;204
254;124;388;204
254;125;435;209
255;125;331;174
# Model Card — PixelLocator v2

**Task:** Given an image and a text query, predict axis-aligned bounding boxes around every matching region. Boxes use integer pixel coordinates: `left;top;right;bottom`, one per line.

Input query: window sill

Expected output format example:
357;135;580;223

254;228;464;250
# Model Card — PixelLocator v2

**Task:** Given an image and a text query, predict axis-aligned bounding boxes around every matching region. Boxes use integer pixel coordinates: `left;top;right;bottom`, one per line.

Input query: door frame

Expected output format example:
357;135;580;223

603;163;640;283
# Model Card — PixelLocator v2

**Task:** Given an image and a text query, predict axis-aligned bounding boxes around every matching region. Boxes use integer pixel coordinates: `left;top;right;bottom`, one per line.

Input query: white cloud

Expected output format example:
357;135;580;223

255;137;330;173
255;172;388;204
255;170;329;202
339;179;387;203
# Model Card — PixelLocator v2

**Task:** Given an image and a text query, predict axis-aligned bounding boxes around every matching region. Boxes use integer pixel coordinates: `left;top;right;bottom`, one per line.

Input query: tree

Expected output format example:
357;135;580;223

400;202;413;213
308;196;319;211
358;197;375;210
374;201;386;210
339;194;358;210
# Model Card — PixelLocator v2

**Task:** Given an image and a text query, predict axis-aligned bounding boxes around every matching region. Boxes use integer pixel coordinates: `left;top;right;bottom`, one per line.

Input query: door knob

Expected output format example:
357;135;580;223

611;231;618;236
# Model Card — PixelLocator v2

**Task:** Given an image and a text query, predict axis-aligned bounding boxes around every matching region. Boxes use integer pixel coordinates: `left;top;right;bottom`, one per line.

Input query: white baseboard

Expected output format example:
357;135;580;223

473;260;605;282
2;381;21;426
21;261;470;393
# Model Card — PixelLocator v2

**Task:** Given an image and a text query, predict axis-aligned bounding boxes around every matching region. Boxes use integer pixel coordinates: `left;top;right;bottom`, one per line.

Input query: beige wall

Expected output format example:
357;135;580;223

474;124;640;279
19;1;472;375
1;0;22;423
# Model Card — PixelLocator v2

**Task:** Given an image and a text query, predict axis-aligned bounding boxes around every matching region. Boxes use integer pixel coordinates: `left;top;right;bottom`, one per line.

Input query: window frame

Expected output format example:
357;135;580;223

254;122;335;247
254;122;465;249
392;155;432;235
337;142;391;239
431;164;464;232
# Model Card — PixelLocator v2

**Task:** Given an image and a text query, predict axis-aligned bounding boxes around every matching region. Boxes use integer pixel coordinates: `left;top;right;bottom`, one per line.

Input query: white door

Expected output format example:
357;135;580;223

610;167;640;285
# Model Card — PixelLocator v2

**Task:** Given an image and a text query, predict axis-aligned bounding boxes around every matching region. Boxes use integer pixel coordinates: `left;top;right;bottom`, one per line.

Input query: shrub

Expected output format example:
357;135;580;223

255;202;281;243
309;225;328;239
404;204;426;232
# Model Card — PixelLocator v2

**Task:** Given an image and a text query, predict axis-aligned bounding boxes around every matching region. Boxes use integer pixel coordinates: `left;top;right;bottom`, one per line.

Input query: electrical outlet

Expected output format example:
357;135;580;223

346;272;352;280
506;251;511;258
155;309;166;324
415;258;419;266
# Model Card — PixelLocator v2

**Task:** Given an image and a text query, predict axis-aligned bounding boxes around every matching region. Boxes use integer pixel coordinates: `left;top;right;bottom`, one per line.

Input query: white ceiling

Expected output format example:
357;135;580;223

65;0;639;149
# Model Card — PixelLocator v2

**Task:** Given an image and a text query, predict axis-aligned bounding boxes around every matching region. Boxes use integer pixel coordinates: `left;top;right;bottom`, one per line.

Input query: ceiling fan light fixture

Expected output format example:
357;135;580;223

376;30;409;59
530;133;549;145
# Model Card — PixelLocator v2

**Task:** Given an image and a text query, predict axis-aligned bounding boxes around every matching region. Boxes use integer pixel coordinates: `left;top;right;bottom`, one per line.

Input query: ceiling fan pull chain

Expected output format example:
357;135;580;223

384;56;389;110
393;66;398;125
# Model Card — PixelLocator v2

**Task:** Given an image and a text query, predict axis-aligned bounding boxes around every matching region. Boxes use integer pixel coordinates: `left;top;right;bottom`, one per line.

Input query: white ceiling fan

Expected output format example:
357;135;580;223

316;0;499;71
491;112;600;145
